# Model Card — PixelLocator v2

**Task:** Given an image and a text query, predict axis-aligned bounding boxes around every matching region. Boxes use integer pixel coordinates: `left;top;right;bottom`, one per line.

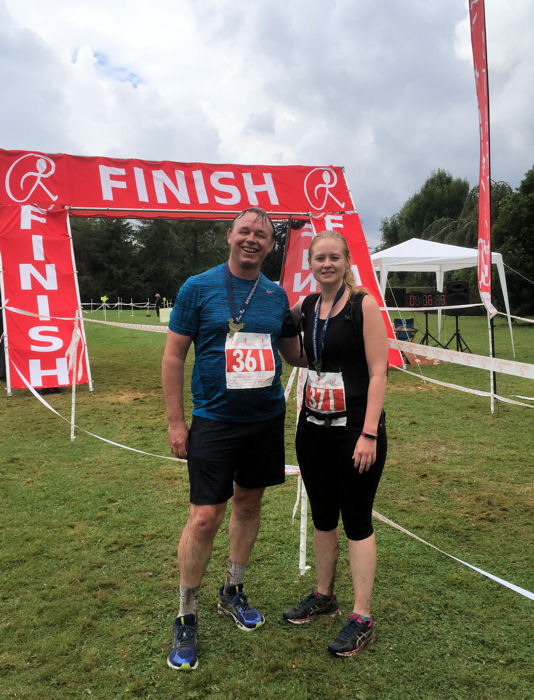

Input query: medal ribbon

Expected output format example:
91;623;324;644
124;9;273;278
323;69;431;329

223;262;261;324
312;285;345;370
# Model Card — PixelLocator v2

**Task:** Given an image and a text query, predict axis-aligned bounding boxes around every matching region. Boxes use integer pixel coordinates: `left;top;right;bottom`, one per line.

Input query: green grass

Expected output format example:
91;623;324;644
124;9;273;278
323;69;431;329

1;311;533;699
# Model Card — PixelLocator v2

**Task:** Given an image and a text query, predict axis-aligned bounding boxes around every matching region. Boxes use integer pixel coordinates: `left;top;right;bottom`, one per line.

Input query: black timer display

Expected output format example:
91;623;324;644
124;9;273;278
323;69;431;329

406;291;446;308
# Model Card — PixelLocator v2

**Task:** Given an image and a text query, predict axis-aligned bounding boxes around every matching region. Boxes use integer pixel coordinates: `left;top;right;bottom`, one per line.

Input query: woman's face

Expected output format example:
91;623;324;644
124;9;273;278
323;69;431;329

309;237;349;287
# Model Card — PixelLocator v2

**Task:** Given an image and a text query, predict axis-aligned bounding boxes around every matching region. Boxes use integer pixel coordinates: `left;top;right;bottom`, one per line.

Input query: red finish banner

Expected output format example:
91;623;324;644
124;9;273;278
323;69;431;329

469;0;496;317
0;206;88;389
279;212;402;366
0;148;394;386
0;149;353;221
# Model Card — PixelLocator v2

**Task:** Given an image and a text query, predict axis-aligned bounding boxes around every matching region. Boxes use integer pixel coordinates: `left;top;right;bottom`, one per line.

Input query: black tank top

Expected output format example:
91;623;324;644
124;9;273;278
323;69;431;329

301;292;370;425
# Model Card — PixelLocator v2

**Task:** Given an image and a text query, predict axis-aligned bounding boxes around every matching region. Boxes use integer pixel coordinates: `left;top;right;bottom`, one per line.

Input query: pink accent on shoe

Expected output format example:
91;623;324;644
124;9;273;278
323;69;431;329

349;614;373;626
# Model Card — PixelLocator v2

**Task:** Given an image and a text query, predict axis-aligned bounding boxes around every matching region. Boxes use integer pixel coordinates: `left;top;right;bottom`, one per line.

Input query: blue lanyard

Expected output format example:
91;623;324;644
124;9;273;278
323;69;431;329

312;285;345;372
223;262;260;325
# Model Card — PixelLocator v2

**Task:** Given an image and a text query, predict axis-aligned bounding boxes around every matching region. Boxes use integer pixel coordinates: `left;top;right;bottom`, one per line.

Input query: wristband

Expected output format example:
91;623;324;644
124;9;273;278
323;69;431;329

360;432;377;440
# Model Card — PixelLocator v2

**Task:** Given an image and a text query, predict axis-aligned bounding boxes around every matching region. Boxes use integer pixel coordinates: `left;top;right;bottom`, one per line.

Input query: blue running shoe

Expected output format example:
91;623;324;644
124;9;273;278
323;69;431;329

167;614;198;671
217;584;265;631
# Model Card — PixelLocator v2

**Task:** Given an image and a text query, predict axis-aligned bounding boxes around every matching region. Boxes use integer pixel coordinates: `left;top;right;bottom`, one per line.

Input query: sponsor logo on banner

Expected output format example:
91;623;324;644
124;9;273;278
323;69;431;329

303;167;346;211
5;153;58;205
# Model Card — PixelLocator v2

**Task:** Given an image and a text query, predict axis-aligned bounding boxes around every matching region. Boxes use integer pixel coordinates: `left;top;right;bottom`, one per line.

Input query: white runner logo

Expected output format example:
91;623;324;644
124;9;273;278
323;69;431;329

304;167;345;211
5;153;58;203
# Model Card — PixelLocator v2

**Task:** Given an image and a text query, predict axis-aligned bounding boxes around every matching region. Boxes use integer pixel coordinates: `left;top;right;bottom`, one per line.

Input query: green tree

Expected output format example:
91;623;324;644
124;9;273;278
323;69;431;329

492;166;534;315
378;169;469;249
421;180;513;248
71;217;138;301
134;218;230;300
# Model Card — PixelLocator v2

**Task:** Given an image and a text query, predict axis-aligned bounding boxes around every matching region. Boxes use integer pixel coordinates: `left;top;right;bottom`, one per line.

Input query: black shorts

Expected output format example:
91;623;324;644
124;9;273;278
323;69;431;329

187;412;286;505
296;415;386;541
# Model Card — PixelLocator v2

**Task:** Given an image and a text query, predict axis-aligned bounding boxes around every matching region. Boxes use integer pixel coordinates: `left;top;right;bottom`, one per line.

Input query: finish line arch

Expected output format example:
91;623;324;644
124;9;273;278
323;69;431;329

0;148;399;396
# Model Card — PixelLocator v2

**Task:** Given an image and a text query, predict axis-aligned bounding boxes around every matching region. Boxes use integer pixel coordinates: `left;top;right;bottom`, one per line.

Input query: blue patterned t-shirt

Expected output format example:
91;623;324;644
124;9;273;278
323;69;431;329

169;264;297;422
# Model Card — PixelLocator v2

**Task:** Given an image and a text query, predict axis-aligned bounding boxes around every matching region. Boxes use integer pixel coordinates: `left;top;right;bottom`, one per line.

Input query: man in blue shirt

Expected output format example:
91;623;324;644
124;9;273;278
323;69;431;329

163;208;303;670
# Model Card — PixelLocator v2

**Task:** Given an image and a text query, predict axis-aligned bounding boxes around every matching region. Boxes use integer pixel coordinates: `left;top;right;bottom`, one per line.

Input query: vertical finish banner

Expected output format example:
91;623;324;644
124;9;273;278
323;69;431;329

0;206;88;389
469;0;496;317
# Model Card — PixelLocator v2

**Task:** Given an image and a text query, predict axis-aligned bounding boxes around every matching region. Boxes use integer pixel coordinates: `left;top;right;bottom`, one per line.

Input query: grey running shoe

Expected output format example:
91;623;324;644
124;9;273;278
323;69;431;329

283;589;341;624
218;584;265;631
327;615;375;656
167;614;198;671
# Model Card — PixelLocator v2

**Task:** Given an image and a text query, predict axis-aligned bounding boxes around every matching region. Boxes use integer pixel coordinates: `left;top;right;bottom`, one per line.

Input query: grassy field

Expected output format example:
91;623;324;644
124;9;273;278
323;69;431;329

1;310;533;699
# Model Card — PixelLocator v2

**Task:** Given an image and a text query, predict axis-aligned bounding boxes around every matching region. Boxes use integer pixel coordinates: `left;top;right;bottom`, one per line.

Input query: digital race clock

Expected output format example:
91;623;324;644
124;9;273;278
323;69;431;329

405;291;446;308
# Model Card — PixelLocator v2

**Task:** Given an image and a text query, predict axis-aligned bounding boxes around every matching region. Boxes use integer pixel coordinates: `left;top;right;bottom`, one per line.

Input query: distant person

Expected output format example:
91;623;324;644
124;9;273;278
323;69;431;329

162;207;304;671
155;293;162;318
283;230;388;658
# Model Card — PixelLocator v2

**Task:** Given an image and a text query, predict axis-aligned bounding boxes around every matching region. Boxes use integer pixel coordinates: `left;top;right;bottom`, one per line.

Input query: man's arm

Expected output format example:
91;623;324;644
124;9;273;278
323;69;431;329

162;330;193;459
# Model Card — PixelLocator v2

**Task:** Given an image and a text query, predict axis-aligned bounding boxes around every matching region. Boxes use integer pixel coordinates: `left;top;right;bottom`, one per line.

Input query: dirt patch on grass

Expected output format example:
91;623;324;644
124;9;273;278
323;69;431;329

387;382;443;393
109;391;157;403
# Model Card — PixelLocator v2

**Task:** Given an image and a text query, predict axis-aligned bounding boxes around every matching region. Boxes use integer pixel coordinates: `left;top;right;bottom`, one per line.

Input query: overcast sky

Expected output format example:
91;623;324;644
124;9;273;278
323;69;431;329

1;0;532;248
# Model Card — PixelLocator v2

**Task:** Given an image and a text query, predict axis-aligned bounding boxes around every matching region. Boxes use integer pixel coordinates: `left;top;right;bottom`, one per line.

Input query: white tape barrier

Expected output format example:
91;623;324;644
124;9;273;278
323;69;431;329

382;303;482;312
395;366;534;408
11;362;183;462
496;310;534;324
84;318;167;333
2;305;163;325
10;360;302;473
6;301;533;326
390;338;534;379
372;511;534;601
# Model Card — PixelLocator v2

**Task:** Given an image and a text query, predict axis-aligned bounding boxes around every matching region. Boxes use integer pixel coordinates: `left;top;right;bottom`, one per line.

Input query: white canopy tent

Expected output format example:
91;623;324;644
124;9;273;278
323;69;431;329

370;238;514;352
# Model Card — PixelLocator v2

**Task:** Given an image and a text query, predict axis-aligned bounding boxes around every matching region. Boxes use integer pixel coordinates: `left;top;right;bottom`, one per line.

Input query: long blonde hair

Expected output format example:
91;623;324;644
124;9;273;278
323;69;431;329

308;230;363;295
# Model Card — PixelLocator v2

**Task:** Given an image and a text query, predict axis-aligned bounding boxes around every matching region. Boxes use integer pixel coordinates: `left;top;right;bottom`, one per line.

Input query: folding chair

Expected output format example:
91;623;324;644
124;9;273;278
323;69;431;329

393;318;417;341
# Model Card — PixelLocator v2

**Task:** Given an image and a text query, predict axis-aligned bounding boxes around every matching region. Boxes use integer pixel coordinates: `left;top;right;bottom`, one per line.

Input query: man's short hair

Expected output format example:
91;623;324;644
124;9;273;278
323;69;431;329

230;208;275;237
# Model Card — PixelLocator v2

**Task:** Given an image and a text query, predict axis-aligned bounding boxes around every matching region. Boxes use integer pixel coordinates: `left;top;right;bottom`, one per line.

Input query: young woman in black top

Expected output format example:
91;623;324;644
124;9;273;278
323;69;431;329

283;230;388;657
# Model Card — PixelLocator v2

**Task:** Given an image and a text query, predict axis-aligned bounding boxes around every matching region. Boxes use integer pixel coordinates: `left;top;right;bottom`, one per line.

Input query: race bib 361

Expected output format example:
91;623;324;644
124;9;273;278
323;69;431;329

225;332;275;389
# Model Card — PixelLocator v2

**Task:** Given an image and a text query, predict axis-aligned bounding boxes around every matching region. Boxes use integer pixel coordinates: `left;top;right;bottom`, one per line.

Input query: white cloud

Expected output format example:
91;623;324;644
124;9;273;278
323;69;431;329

1;0;533;247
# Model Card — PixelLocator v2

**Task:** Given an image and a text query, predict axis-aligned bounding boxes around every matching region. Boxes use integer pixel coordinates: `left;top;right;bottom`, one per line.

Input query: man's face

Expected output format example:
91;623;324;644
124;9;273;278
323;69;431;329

227;212;274;273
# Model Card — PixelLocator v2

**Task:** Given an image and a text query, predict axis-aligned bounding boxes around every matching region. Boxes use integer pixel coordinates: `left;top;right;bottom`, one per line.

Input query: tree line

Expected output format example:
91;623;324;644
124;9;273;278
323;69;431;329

70;218;289;305
377;166;534;315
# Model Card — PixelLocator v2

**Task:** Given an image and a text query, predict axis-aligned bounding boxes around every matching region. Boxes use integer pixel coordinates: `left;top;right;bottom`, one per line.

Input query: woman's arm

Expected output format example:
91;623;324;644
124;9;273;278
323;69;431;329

352;294;388;472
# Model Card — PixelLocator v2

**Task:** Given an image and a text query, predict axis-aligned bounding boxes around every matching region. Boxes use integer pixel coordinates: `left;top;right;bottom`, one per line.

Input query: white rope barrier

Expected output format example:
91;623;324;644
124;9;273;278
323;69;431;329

496;310;534;324
395;366;534;408
372;511;534;601
390;338;534;379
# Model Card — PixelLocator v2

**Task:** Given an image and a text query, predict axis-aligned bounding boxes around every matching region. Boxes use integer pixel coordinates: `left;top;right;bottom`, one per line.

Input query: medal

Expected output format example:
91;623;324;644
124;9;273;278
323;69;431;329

223;262;260;337
314;359;322;374
228;318;245;337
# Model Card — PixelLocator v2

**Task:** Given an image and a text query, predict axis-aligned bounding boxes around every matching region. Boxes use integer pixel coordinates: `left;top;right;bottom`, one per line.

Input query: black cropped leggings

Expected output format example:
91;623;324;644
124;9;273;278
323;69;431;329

295;419;386;541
